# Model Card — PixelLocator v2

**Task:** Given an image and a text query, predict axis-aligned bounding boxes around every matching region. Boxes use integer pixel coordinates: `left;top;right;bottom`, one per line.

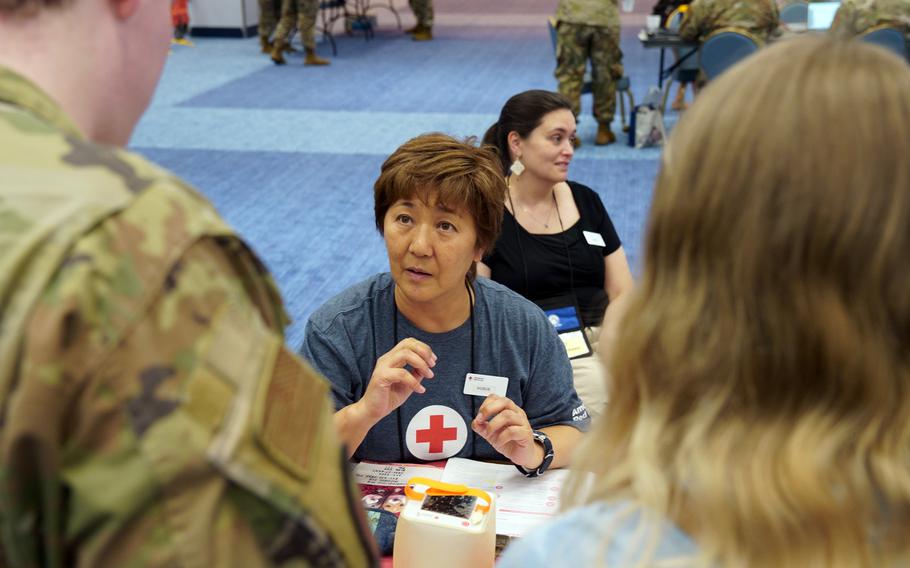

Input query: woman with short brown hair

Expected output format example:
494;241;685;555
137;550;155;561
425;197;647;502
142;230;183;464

301;133;589;474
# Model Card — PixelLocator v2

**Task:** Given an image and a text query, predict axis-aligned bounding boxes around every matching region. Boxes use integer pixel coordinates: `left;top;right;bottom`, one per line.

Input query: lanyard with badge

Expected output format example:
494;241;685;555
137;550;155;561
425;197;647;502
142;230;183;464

392;279;508;462
507;188;597;360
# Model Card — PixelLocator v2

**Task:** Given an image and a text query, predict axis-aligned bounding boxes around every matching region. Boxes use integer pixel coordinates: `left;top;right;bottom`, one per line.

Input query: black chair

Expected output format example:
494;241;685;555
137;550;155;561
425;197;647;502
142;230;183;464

318;0;347;55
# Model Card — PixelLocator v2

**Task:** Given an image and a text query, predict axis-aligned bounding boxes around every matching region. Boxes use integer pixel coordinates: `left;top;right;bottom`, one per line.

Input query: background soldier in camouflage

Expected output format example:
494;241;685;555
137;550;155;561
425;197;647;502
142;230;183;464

555;0;625;146
270;0;330;66
679;0;779;42
0;0;375;566
258;0;281;53
831;0;910;40
406;0;434;41
679;0;779;86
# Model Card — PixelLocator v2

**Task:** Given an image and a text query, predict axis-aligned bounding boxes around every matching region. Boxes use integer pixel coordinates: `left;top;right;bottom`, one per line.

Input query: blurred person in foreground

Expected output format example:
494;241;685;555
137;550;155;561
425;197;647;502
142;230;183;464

499;36;910;567
0;0;375;566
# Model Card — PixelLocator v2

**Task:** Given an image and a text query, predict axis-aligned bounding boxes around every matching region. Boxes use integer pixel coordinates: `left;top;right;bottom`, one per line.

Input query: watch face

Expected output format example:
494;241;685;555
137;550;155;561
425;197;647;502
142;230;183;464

420;495;478;520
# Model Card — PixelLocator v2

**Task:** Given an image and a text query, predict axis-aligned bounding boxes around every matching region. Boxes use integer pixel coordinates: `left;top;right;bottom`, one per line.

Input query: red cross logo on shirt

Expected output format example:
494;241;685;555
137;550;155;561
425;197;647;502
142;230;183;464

415;414;458;454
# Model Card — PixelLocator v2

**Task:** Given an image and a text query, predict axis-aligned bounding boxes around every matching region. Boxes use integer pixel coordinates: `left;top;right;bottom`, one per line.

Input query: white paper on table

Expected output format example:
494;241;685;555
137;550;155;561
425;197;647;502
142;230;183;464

440;458;570;538
352;461;444;487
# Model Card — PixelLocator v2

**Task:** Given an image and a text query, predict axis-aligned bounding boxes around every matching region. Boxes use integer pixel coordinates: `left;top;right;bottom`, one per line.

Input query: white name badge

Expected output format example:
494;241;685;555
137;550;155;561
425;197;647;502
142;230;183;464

558;329;592;359
463;373;509;397
583;231;606;247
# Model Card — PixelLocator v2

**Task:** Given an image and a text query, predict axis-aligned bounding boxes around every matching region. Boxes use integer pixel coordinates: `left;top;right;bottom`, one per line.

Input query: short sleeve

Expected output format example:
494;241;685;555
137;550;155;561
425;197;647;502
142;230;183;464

573;182;621;256
299;318;365;411
592;194;622;257
523;311;591;431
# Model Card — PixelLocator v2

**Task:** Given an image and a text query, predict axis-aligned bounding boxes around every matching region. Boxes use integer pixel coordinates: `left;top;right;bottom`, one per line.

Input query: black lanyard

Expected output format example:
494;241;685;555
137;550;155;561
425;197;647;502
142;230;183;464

391;278;476;462
507;186;578;309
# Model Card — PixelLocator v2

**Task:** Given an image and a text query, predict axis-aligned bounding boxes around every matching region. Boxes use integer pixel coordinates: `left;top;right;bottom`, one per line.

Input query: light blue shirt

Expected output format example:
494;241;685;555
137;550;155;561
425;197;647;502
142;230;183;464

498;501;698;566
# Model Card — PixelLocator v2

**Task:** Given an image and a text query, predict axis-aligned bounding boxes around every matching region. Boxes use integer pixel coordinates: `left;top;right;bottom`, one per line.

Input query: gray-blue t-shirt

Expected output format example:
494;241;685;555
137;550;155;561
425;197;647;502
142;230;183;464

300;273;590;463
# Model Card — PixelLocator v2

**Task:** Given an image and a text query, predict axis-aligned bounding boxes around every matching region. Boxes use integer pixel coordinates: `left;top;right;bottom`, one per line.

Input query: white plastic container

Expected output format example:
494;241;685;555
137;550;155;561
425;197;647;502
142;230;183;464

393;481;496;568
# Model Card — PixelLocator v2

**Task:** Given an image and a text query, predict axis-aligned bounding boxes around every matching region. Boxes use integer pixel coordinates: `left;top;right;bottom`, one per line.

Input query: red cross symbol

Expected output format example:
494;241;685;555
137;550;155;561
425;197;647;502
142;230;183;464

415;414;458;454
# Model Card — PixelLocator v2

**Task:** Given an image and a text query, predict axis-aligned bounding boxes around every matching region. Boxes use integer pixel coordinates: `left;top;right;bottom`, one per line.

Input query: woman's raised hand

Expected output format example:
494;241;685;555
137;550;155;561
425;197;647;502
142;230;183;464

360;338;437;422
472;394;543;470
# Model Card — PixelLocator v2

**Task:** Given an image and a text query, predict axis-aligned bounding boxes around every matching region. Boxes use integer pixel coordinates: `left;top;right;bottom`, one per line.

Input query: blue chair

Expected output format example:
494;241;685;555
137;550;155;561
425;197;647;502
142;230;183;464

699;28;761;81
547;18;635;132
780;2;809;26
860;25;908;60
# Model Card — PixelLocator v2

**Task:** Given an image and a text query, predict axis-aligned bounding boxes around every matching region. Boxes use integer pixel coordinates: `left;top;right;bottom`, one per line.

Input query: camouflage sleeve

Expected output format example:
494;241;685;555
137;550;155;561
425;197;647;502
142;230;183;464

830;0;859;35
761;0;780;39
3;191;376;567
679;0;710;41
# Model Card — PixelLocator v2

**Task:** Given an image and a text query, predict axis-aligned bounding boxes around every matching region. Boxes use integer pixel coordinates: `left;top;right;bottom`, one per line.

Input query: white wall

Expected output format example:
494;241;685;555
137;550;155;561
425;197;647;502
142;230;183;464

190;0;259;30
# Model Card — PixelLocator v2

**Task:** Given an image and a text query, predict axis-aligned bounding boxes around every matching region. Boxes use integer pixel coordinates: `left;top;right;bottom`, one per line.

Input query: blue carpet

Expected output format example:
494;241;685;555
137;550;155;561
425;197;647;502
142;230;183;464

133;1;675;349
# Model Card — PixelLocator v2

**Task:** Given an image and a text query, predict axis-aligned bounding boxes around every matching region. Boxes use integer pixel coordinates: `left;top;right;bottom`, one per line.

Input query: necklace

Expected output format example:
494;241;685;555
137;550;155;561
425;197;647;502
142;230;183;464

521;201;555;228
509;186;559;229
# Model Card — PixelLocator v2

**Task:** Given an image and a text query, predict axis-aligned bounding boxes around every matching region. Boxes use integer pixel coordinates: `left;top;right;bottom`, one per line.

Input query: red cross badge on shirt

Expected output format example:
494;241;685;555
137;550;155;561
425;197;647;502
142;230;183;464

405;405;467;460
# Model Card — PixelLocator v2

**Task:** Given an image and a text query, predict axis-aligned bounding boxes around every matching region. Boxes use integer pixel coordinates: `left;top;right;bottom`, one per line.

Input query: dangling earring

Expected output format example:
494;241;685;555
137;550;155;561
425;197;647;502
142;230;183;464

510;157;525;177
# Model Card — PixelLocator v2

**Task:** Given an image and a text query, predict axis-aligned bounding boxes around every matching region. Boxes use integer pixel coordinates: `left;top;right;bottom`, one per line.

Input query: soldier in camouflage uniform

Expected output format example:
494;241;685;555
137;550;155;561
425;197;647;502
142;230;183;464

270;0;330;66
0;1;376;567
555;0;625;146
679;0;779;42
406;0;434;41
679;0;779;86
831;0;910;41
258;0;281;53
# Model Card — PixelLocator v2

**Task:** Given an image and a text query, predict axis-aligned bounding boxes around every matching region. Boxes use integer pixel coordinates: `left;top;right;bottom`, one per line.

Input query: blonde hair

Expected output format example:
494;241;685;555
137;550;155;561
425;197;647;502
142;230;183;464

565;36;910;567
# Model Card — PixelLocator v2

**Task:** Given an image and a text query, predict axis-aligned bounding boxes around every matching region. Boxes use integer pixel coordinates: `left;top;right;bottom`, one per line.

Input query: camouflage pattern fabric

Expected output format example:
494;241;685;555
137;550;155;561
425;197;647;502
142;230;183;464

258;0;282;40
830;0;910;38
556;0;620;28
679;0;780;41
555;21;624;126
0;66;378;568
273;0;320;50
408;0;434;27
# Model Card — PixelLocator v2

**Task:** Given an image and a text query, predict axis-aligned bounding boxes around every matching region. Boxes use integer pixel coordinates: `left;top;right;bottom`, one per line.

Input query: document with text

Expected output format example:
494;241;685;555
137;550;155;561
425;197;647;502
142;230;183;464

440;458;570;537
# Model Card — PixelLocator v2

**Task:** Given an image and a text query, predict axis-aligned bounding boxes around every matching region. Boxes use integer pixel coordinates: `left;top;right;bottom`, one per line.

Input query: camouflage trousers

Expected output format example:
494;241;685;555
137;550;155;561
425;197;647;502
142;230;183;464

274;0;320;50
409;0;434;27
258;0;282;40
555;22;624;126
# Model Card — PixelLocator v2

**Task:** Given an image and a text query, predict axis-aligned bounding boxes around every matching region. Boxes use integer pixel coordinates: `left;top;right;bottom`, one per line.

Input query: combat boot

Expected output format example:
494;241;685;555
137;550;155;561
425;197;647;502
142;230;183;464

304;47;330;66
595;124;616;146
270;40;288;65
260;36;273;54
412;24;433;41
